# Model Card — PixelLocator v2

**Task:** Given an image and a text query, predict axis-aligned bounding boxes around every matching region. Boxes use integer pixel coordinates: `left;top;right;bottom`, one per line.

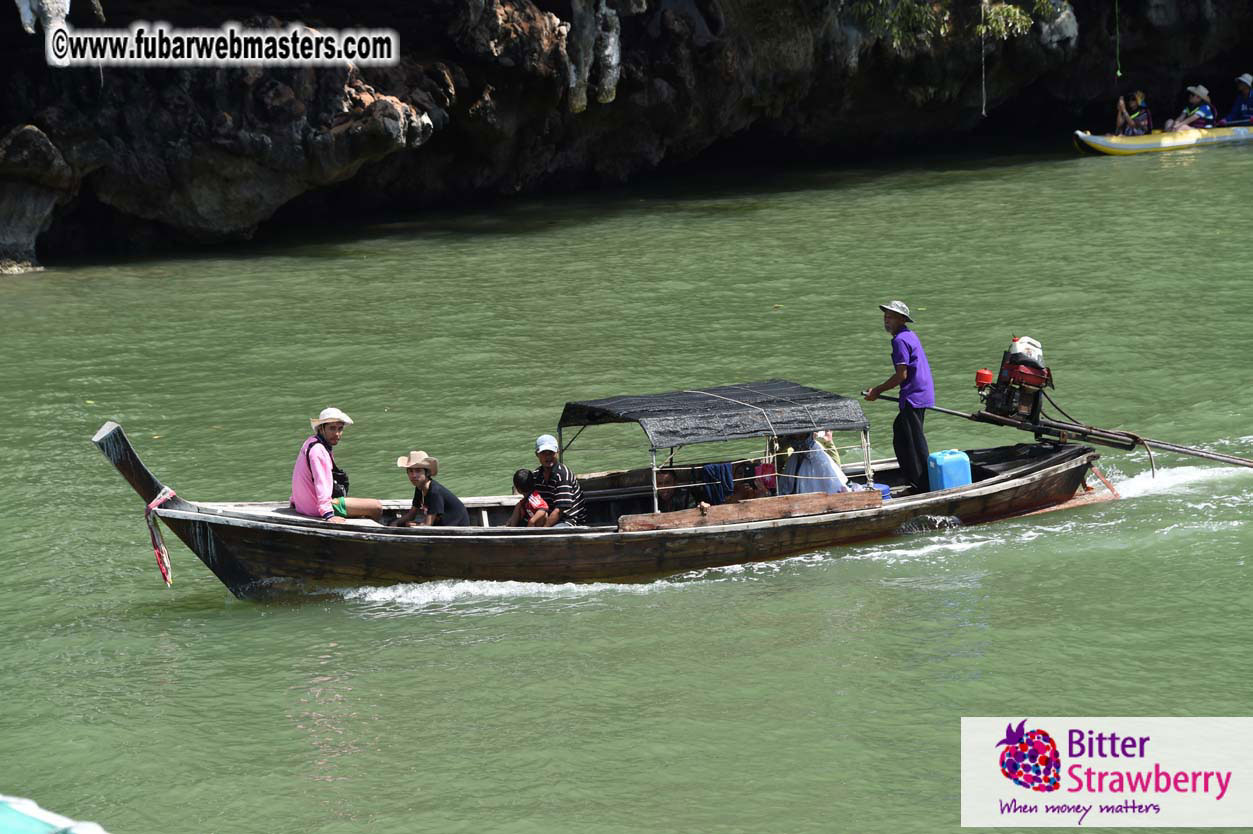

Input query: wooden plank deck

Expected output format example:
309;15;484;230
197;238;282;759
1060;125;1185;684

618;490;882;532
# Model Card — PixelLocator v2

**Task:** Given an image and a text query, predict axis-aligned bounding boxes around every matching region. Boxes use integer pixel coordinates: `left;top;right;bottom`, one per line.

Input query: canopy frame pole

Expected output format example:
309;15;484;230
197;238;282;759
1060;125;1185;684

768;435;781;495
650;448;660;513
861;429;874;485
557;426;563;464
763;435;774;493
560;425;586;457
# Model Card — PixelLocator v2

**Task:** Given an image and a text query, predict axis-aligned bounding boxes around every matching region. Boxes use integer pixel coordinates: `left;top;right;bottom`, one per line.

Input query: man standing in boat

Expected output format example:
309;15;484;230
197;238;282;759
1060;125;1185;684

532;434;588;527
864;301;934;493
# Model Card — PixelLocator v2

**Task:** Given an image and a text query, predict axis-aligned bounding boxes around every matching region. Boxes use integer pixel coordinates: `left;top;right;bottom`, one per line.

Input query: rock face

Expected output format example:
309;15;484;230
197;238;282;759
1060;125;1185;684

0;124;75;271
2;0;1251;269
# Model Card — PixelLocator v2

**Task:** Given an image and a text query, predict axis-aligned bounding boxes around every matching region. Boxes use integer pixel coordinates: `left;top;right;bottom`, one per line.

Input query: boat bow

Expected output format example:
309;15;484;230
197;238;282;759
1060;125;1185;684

92;421;191;511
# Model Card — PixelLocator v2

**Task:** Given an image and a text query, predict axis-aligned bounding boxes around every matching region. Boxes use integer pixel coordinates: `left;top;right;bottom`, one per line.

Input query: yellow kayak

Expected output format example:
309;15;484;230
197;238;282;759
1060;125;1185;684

1073;126;1253;155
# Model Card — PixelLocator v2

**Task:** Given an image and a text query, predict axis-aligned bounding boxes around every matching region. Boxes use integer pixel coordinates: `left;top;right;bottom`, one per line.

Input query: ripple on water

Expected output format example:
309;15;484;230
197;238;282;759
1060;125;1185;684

1113;463;1253;500
334;577;683;616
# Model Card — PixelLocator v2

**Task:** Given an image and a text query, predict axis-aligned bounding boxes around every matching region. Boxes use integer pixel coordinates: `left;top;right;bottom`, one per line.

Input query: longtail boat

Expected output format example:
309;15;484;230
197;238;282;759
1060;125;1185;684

1073;125;1253;155
93;380;1106;599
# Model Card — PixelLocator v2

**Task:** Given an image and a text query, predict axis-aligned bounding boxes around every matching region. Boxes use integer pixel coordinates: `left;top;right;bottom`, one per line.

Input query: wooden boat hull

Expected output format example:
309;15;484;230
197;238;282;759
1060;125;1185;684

93;423;1101;598
1073;126;1253;156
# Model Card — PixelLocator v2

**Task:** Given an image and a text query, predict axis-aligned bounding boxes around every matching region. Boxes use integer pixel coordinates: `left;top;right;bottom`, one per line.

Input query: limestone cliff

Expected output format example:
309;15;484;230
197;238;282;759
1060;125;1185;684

2;0;1251;271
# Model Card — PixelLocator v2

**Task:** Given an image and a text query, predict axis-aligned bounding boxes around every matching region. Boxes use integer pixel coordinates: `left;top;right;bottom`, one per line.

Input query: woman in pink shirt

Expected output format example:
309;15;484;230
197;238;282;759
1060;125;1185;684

291;407;383;523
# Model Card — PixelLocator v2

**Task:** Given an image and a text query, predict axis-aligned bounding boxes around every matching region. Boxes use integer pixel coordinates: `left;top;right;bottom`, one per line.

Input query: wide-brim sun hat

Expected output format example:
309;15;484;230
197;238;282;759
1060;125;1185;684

396;450;438;476
1186;84;1210;102
310;407;353;430
535;434;560;454
1237;73;1253;88
878;300;914;322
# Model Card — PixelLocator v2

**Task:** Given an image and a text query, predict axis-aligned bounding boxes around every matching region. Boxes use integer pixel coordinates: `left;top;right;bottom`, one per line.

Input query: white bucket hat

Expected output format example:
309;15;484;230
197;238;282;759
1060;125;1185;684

396;450;438;476
1237;73;1253;88
535;434;560;454
310;407;353;431
1186;84;1211;102
878;300;914;322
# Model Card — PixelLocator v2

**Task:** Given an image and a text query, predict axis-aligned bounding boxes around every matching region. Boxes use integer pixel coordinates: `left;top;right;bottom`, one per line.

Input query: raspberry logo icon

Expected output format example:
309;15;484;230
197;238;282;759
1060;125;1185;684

996;719;1061;792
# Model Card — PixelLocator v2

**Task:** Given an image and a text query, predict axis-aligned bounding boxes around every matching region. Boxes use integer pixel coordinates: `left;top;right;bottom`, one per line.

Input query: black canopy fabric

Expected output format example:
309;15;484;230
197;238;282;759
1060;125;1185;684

557;380;869;450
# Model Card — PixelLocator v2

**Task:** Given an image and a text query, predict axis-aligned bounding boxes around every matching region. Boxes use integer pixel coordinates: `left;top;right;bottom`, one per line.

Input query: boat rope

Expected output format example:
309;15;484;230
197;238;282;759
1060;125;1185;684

1114;0;1123;78
657;444;856;472
723;383;821;435
1139;438;1158;478
980;0;987;117
682;389;779;437
1042;389;1082;424
1041;392;1156;477
145;486;177;587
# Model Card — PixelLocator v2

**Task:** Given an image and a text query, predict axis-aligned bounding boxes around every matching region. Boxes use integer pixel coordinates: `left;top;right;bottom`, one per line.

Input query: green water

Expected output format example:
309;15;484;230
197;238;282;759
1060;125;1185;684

3;145;1251;833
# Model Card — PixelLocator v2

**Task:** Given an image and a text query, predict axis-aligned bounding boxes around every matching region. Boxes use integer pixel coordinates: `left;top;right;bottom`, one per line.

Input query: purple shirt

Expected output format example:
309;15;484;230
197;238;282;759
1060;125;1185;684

890;328;935;409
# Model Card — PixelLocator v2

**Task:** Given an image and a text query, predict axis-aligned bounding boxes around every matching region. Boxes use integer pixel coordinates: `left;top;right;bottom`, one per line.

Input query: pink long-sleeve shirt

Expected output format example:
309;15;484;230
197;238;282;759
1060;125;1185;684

291;435;335;518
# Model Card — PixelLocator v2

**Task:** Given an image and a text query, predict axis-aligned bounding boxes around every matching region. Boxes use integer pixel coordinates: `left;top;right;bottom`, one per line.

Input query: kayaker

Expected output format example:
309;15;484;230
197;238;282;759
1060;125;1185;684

291;407;383;524
1218;73;1253;125
1113;90;1151;136
532;434;587;526
864;301;935;494
393;450;470;527
1165;85;1215;131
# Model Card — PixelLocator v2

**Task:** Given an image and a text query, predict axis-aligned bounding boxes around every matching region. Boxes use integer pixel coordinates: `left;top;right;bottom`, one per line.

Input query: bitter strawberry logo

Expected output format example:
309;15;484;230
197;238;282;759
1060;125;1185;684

996;719;1061;792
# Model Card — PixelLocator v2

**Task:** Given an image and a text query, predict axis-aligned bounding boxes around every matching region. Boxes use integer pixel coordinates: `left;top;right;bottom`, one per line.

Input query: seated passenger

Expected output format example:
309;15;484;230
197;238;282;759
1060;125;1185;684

727;461;769;503
655;469;698;512
290;407;382;524
1165;85;1214;131
1113;90;1151;136
777;433;851;496
532;434;587;527
392;450;470;527
507;468;550;527
1219;73;1253;125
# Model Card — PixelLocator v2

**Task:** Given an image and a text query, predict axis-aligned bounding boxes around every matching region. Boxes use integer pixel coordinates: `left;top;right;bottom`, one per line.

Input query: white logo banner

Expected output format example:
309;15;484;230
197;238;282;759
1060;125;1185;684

961;717;1253;827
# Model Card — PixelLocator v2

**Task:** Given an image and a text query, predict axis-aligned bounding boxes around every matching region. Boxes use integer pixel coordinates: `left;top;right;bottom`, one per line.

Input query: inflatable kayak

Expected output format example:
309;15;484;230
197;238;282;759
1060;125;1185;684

1073;125;1253;155
0;795;108;833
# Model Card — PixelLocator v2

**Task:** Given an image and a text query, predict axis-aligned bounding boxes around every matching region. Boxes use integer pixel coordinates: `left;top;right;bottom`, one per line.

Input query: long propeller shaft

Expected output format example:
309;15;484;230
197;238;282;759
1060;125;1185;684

867;393;1253;470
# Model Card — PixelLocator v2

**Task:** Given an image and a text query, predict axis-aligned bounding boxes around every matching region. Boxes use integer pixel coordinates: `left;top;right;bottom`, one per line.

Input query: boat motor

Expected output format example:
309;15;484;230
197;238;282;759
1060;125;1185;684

877;336;1253;470
975;336;1053;423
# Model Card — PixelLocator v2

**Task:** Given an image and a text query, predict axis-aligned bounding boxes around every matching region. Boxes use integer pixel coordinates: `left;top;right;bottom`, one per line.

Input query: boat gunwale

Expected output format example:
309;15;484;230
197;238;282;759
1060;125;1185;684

1072;126;1253;155
155;444;1099;541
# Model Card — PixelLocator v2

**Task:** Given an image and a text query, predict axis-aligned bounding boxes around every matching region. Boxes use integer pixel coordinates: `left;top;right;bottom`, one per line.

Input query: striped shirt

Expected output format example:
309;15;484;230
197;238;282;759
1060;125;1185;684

532;462;587;526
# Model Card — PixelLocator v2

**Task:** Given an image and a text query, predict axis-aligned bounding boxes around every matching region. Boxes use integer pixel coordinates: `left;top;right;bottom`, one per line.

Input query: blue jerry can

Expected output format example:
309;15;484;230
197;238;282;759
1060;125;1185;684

928;449;972;491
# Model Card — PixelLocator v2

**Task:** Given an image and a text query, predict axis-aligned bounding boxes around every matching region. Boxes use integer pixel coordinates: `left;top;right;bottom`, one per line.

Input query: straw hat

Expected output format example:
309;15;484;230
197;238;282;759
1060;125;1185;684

1237;73;1253;88
397;450;438;476
878;300;914;322
310;407;353;430
1186;84;1211;102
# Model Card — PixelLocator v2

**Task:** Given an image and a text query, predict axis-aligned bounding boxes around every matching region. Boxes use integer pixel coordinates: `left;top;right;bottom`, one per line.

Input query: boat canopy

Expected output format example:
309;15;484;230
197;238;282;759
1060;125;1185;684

557;379;869;449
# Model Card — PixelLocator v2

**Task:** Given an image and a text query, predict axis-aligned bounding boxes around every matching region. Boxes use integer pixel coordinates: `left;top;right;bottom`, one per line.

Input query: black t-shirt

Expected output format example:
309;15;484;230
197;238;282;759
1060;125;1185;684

412;479;471;526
